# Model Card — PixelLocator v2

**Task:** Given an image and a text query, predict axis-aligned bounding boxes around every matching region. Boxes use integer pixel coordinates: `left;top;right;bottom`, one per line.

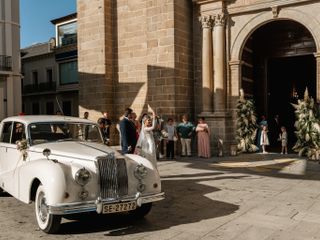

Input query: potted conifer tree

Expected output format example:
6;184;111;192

236;89;259;153
292;88;320;160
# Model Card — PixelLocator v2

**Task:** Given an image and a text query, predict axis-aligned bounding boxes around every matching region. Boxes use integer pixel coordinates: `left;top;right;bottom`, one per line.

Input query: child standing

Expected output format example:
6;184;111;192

260;125;269;154
279;126;288;154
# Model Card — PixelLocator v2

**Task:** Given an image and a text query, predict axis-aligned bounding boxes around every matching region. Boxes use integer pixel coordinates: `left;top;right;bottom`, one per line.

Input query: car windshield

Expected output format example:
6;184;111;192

28;122;103;145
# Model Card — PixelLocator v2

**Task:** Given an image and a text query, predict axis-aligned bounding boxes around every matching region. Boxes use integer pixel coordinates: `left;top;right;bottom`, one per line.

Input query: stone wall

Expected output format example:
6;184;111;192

145;0;175;119
173;0;194;120
113;0;194;121
78;0;114;121
115;0;148;118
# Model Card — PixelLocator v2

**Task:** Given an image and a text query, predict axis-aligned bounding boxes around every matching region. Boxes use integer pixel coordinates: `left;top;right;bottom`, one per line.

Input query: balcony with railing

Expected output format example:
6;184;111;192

60;34;77;47
22;82;56;94
0;55;12;71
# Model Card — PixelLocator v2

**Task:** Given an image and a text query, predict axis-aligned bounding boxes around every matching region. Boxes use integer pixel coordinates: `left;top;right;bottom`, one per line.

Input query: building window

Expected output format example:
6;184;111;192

32;102;40;115
57;21;77;46
59;61;78;85
46;68;53;84
0;122;13;143
46;102;54;115
62;101;71;116
32;71;38;87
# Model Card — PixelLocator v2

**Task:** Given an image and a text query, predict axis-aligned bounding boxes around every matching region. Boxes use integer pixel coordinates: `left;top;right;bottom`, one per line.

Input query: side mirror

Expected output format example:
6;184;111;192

42;148;58;163
43;148;51;159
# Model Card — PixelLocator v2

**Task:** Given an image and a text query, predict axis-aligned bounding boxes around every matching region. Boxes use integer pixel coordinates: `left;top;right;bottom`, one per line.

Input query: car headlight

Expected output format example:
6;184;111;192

75;168;92;186
134;164;148;180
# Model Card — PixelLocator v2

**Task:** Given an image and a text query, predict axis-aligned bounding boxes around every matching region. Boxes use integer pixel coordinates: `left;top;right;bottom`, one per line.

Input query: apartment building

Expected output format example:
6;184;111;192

0;0;21;119
21;13;78;116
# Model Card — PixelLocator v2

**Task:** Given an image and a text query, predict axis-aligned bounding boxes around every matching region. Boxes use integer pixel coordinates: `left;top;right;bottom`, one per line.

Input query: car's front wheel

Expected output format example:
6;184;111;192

35;184;61;233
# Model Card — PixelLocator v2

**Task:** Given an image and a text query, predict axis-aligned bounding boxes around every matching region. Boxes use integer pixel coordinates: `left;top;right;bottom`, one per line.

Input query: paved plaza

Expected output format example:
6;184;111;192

1;153;320;239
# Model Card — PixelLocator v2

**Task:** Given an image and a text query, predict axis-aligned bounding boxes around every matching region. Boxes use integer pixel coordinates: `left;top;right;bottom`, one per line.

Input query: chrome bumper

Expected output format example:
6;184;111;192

48;192;165;215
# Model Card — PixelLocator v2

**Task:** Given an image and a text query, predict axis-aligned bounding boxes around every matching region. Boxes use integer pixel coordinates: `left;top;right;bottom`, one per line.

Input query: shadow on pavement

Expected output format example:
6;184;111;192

58;173;242;235
181;153;320;181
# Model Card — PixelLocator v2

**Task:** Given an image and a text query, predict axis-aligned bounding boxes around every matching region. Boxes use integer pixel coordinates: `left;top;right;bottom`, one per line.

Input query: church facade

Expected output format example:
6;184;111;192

77;0;320;153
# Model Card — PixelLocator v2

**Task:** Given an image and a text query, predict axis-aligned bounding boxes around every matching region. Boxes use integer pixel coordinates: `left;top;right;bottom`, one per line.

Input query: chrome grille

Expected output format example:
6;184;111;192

97;153;128;199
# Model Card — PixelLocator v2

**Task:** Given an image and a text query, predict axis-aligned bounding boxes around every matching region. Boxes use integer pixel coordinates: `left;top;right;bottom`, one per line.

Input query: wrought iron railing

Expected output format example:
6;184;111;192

0;55;12;71
22;82;56;94
60;35;77;47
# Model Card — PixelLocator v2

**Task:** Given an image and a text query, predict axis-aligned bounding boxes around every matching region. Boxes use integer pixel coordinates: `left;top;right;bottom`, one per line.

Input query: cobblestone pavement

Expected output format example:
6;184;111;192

1;153;320;239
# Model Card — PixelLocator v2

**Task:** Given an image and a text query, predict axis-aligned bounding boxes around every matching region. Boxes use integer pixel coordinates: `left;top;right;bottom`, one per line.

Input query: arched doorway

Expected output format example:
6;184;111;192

241;20;317;147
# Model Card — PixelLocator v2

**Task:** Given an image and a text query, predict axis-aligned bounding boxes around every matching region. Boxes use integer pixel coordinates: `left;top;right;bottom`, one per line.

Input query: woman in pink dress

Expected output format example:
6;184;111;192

196;117;211;158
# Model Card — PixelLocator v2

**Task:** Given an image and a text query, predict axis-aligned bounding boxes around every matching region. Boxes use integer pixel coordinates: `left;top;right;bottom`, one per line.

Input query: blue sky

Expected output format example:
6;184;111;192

20;0;76;48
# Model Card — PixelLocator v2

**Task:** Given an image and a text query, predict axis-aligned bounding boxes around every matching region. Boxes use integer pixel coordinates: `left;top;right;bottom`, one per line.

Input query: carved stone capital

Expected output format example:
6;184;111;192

214;13;226;26
199;15;213;29
314;52;320;59
229;60;241;67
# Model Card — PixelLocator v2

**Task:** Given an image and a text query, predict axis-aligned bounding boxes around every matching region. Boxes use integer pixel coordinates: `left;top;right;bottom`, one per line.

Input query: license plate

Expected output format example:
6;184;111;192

103;201;137;214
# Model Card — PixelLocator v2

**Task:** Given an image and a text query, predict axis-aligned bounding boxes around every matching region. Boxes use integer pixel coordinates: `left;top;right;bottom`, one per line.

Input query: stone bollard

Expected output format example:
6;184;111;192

230;144;238;156
217;138;223;157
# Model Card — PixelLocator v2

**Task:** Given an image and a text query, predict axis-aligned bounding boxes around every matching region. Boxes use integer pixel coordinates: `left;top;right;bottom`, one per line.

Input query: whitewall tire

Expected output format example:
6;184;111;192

35;184;61;233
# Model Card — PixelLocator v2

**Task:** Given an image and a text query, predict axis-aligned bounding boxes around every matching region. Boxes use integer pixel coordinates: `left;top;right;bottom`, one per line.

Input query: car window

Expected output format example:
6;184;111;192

29;122;103;145
11;122;26;144
0;122;13;143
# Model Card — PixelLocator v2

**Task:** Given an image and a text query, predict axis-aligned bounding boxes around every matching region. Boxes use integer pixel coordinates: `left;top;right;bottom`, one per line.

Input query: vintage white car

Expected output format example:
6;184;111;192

0;115;164;233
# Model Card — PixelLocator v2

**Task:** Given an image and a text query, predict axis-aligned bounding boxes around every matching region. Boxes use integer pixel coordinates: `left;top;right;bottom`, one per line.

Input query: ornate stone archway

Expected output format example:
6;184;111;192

230;8;320;103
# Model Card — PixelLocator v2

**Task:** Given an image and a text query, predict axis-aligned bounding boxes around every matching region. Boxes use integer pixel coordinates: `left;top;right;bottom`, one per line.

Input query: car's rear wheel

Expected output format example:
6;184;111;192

130;203;152;218
35;184;61;233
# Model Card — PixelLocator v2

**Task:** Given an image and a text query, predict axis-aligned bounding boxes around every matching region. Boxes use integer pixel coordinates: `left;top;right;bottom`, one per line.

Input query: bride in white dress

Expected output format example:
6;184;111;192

135;105;157;167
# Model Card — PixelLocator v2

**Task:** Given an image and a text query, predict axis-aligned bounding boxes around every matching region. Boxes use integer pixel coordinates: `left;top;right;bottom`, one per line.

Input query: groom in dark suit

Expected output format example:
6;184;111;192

119;107;137;154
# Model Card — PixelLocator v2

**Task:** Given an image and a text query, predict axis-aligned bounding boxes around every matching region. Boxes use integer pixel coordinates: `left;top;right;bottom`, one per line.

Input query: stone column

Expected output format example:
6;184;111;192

213;13;226;112
200;15;213;113
229;60;242;148
314;52;320;103
229;60;241;108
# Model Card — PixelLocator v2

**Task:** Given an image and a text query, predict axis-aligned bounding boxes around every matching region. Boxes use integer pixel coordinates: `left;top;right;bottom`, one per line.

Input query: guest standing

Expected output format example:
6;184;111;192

269;114;281;146
131;112;141;141
98;112;112;145
153;113;165;159
119;108;137;154
177;114;195;157
83;111;89;119
196;117;211;158
163;118;177;159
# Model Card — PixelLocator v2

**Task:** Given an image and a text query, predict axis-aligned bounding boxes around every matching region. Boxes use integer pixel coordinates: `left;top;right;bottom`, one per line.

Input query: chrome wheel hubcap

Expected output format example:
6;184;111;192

38;192;48;222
